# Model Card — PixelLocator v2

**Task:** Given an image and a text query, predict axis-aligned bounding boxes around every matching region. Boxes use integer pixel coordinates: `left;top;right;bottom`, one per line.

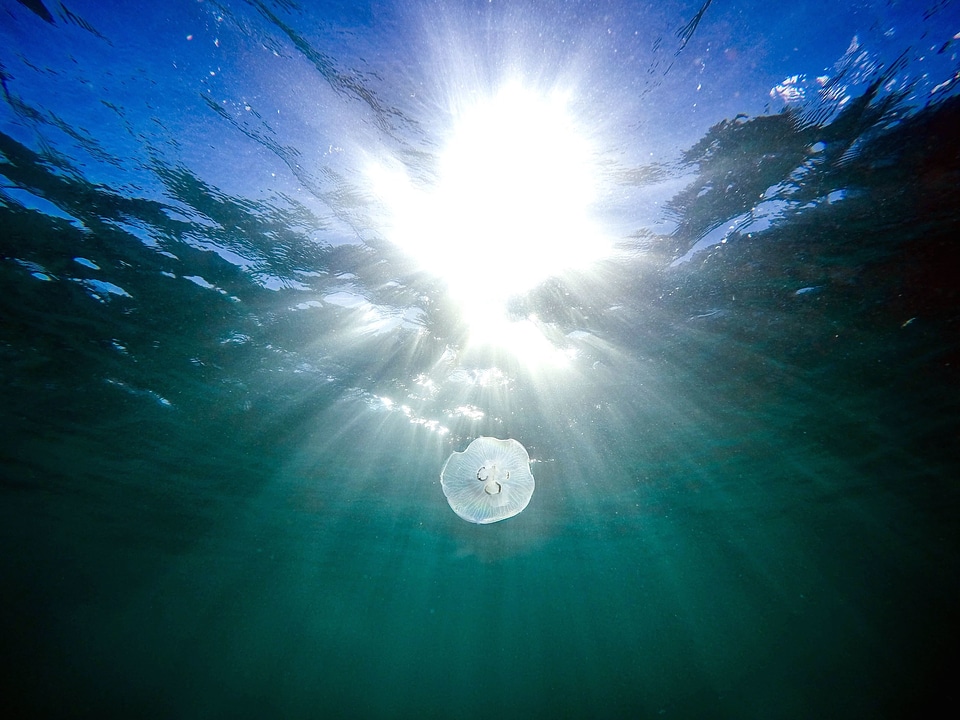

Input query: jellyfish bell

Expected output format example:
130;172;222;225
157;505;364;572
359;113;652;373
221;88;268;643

441;437;535;524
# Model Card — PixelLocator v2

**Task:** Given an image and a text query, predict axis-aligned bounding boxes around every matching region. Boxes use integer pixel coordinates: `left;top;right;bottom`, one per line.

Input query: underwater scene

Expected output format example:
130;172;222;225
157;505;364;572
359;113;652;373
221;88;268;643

2;0;959;717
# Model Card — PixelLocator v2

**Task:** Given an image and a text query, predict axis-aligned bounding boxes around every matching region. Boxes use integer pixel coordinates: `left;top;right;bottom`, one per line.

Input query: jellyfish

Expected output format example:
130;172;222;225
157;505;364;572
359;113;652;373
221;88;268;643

440;437;535;524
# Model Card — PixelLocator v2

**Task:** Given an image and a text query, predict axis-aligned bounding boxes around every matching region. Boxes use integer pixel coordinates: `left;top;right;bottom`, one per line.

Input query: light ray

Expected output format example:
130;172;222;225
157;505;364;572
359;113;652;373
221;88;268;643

370;79;610;366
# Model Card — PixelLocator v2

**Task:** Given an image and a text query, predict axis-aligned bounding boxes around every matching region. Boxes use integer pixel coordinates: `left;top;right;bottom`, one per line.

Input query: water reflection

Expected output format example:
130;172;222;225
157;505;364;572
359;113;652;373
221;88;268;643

3;78;959;455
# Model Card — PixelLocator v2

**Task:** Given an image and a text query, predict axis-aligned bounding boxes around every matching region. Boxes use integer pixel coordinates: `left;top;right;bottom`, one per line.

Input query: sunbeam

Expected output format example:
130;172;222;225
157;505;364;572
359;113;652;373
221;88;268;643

370;79;610;364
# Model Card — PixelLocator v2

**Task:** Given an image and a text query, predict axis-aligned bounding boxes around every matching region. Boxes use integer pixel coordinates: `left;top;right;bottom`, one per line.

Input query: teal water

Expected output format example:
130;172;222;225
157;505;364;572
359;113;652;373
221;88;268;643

2;1;960;717
3;224;956;715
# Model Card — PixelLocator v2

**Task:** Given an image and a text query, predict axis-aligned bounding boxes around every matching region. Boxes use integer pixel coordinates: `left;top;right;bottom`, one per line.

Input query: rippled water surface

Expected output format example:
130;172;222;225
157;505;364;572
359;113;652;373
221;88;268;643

2;1;959;717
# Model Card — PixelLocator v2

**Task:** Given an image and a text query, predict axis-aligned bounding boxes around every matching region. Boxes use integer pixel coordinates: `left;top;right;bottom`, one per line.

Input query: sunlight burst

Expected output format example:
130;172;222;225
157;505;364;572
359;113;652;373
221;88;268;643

370;80;609;363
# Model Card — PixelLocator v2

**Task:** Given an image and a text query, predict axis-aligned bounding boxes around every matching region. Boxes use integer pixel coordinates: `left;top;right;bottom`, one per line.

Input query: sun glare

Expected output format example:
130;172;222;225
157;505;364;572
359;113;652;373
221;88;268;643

370;80;608;363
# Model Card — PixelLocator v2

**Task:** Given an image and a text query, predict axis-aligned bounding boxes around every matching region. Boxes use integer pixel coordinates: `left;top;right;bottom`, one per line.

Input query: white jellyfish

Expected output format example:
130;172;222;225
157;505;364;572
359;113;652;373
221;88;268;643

440;437;535;524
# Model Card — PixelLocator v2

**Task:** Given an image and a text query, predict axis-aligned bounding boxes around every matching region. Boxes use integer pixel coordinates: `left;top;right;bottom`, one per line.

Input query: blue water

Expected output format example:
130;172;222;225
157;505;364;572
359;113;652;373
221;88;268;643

2;1;959;717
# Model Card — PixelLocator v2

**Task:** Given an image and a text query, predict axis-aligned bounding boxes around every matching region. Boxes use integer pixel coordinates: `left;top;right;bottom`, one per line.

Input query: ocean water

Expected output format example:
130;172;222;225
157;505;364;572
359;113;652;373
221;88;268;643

2;1;959;718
